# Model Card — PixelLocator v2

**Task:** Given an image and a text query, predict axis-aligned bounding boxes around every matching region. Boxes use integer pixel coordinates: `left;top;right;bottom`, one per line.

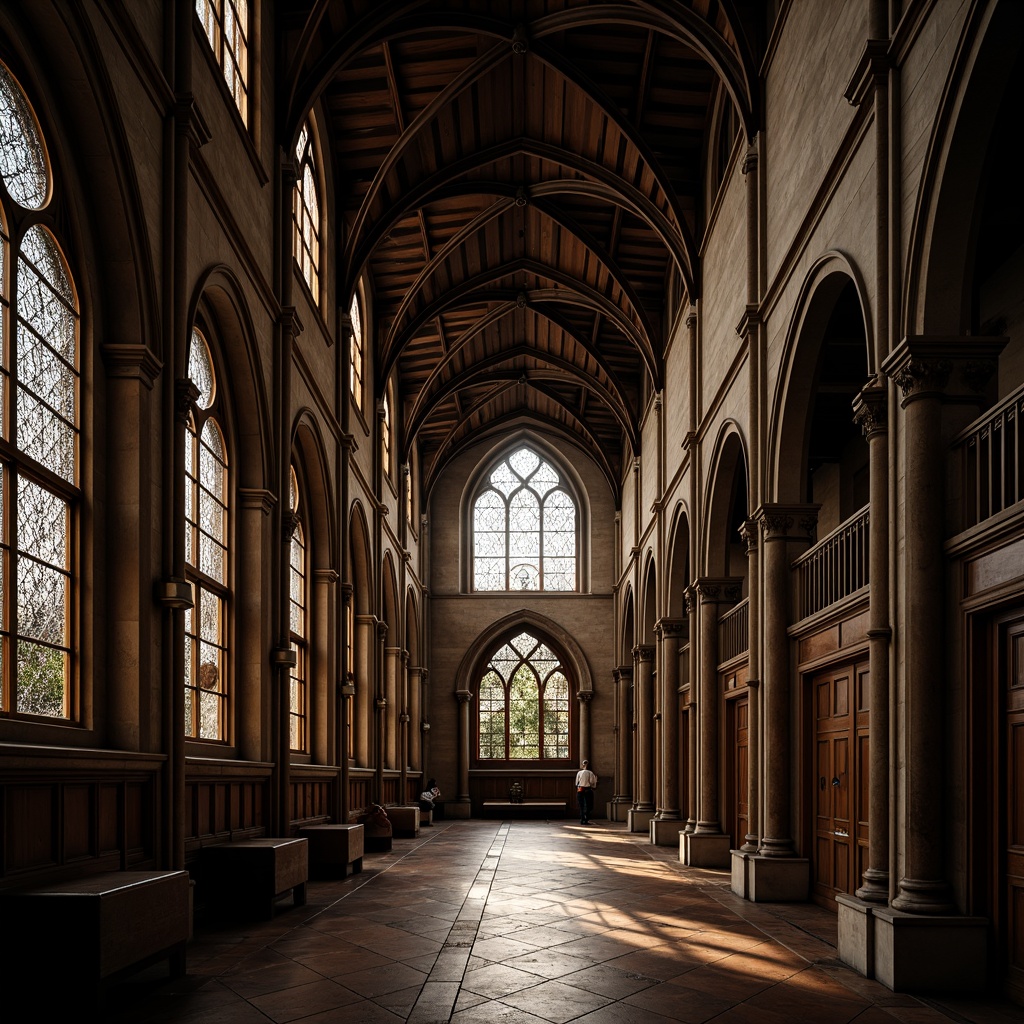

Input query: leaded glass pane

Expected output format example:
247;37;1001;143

543;672;570;758
0;61;49;210
16;388;75;482
530;642;560;682
17;478;66;568
509;632;537;658
16;640;64;717
509;489;539;557
200;589;220;646
543;558;576;592
474;531;504;558
509;562;538;590
509;665;539;758
289;465;299;513
478;670;505;759
198;531;225;584
473;491;505;533
17;557;66;646
474;557;504;591
488;461;518;497
188;329;215;409
489;643;518;683
508;448;539;479
200;420;226;496
199;688;220;739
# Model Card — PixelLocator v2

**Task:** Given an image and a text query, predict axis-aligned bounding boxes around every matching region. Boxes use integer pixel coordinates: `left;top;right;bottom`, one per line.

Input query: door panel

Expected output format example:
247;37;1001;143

1004;619;1024;1001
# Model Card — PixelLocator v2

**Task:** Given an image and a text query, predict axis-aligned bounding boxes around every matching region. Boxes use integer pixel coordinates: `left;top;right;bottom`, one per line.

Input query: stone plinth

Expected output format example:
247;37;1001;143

745;854;809;901
650;818;687;846
683;832;731;868
628;808;655;833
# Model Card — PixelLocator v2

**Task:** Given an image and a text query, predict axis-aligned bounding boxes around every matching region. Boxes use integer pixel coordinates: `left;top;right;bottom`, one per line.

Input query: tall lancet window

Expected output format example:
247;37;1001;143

0;61;80;719
473;447;577;591
184;328;230;741
288;464;307;752
477;631;571;761
196;0;250;122
349;292;363;412
292;119;321;304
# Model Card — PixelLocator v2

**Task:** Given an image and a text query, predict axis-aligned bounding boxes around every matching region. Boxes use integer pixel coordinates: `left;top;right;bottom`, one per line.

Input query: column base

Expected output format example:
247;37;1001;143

628;808;655;833
682;832;732;868
734;853;809;901
608;799;631;823
838;899;988;993
448;799;472;820
649;818;686;846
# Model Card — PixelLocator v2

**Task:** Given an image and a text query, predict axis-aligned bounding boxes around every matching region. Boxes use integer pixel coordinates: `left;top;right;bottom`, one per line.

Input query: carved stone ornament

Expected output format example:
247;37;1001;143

756;504;818;542
738;518;758;553
889;358;952;402
283;511;301;541
632;644;655;662
960;359;998;394
656;618;687;639
852;383;887;438
695;579;742;604
377;620;389;641
577;691;593;703
456;690;473;705
175;377;201;423
683;585;697;614
759;511;793;537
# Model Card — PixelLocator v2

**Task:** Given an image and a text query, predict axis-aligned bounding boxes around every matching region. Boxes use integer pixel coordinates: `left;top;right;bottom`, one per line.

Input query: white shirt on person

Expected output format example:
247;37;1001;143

575;769;598;788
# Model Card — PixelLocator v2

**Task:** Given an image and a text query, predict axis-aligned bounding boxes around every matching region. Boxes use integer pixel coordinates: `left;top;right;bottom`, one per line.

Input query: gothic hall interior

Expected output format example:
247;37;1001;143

1;0;1023;1010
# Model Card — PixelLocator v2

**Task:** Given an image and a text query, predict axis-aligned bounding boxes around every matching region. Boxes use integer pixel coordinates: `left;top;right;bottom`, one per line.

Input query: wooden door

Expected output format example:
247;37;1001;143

812;661;869;908
1002;617;1024;1001
727;694;749;849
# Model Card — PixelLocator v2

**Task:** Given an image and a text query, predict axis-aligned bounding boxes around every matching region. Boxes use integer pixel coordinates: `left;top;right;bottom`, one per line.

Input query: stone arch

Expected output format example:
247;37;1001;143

621;585;636;665
666;504;691;620
641;553;658;645
702;423;749;584
381;552;400;769
348;502;373;765
769;254;872;509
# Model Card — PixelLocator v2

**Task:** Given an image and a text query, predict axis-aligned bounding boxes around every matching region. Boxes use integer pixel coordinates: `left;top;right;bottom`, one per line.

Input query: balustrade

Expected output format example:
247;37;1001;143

794;505;869;619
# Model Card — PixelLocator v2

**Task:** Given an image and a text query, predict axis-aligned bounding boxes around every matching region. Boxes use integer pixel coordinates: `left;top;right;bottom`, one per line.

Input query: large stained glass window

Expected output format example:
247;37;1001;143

473;447;576;591
196;0;250;122
477;631;571;761
292;120;321;303
1;61;79;720
288;464;307;752
184;328;229;741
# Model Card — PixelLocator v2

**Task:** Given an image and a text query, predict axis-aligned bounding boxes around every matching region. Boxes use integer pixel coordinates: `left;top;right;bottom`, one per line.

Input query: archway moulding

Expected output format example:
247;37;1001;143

453;608;595;697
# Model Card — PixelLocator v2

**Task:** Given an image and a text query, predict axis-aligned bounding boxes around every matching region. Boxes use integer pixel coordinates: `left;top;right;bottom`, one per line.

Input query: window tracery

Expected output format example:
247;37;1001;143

381;392;391;478
0;62;78;720
349;293;363;411
477;631;570;761
184;328;229;741
473;447;577;591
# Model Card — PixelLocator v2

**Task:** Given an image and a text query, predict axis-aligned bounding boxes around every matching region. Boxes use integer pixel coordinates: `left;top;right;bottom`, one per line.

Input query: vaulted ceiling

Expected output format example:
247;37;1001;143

281;1;764;500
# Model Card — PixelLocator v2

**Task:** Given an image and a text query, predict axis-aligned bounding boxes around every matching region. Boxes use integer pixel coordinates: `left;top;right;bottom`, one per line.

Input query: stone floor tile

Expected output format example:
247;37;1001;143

472;935;546;962
462;962;546;998
450;998;552;1023
557;962;661;1000
500;978;614;1022
622;978;736;1023
248;978;363;1022
339;961;429;999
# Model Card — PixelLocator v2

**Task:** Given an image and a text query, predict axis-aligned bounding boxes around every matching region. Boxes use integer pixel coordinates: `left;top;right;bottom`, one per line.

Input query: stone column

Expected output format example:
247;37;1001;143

631;645;656;826
577;691;592;764
684;586;698;833
852;383;891;902
756;505;817;859
400;651;410;796
613;666;632;820
409;664;423;772
739;520;761;853
683;578;740;867
384;646;400;769
455;689;473;815
354;614;375;766
652;619;686;846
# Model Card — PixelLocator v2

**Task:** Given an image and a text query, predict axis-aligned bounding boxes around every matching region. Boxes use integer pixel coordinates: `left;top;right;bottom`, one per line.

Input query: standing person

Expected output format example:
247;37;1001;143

574;761;598;824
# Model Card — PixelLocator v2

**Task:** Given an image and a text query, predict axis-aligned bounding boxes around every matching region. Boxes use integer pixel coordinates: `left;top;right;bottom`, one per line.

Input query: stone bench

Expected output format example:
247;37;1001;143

202;837;308;919
0;870;190;1007
482;800;567;819
298;823;364;878
388;805;421;838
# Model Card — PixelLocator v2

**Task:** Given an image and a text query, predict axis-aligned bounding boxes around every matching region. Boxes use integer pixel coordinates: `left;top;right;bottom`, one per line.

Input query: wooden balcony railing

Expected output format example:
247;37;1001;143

954;382;1024;528
718;597;749;663
794;505;869;620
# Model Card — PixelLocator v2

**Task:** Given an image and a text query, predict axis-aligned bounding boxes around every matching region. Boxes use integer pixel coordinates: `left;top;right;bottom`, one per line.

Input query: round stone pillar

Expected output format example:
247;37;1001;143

578;691;592;764
456;689;473;806
613;666;633;813
655;619;686;820
633;644;656;811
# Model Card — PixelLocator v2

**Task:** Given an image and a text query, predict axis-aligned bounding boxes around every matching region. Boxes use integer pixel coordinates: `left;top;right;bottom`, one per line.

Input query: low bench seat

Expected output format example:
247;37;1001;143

419;806;433;827
482;800;567;819
202;837;308;919
388;805;421;838
298;823;364;878
0;869;190;1007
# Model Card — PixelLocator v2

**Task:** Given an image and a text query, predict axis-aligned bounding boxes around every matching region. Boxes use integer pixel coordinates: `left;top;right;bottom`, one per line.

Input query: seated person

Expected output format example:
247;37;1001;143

419;778;441;812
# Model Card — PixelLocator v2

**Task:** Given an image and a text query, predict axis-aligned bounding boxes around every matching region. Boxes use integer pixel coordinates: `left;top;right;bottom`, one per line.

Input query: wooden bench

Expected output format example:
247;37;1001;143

202;837;308;919
482;800;567;819
298;823;364;878
0;870;190;1007
419;806;433;827
388;805;421;838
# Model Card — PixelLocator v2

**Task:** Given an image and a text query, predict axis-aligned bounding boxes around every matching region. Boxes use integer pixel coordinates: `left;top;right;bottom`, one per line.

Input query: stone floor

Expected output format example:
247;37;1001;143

106;820;1023;1023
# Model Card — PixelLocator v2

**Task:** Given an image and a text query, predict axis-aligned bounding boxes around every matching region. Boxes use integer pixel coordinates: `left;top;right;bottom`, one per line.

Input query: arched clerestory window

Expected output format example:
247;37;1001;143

292;118;322;305
196;0;251;122
348;292;363;413
477;631;571;761
472;446;577;592
184;328;230;741
0;60;80;720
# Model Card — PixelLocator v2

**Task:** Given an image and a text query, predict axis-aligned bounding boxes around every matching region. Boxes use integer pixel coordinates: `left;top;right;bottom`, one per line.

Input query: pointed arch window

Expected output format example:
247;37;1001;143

196;0;250;122
381;391;392;479
292;119;322;304
288;464;307;752
477;631;571;761
1;61;80;720
184;328;230;741
473;447;577;591
349;293;363;412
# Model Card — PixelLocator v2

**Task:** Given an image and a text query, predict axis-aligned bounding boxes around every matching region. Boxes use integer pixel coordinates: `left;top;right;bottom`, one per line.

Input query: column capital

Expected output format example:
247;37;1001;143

455;689;473;705
102;343;162;388
683;584;697;614
755;503;819;541
175;377;201;423
238;488;276;515
694;577;742;604
738;517;759;552
632;644;656;663
615;665;633;681
852;381;888;438
314;568;340;585
377;620;389;641
577;691;593;704
881;336;1005;406
655;617;687;639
